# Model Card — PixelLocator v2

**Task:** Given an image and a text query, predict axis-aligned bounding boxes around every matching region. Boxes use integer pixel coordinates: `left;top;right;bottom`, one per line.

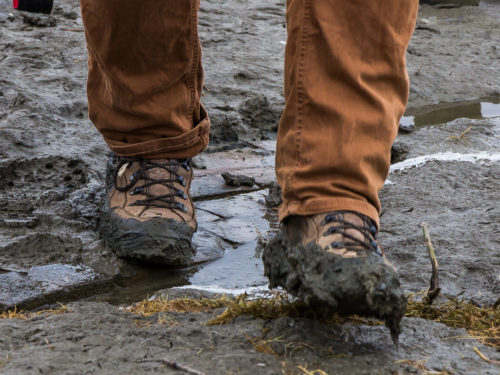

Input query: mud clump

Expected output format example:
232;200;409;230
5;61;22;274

99;212;196;267
221;172;256;187
264;181;282;208
262;231;407;343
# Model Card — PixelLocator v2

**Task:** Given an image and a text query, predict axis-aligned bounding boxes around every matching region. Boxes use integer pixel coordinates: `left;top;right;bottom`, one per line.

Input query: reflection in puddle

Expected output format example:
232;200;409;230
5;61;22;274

400;98;500;131
94;191;277;306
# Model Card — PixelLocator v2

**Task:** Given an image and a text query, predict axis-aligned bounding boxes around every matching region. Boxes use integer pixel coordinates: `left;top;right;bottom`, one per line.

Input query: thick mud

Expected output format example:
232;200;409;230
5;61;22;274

262;231;407;342
1;290;499;375
0;0;499;373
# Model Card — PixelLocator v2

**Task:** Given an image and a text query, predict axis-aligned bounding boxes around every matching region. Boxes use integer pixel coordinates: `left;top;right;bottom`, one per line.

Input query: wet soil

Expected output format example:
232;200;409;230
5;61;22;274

262;232;407;343
0;0;499;373
1;291;499;375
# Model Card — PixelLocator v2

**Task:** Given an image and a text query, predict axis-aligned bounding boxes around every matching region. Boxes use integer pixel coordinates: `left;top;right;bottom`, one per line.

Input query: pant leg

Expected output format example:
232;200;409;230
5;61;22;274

80;0;209;159
276;0;418;227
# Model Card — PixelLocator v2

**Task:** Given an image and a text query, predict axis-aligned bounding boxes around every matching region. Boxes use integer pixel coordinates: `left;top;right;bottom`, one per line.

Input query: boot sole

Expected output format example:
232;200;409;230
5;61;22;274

262;231;407;343
100;210;195;267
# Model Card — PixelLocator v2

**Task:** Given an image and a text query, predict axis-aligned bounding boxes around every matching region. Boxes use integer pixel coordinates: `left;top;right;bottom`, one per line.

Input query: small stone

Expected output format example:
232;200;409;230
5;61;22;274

391;143;410;164
192;155;208;169
264;181;282;208
221;172;256;187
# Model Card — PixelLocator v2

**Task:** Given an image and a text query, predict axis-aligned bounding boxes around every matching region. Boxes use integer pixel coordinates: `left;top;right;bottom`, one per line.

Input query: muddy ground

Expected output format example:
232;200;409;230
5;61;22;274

0;0;499;373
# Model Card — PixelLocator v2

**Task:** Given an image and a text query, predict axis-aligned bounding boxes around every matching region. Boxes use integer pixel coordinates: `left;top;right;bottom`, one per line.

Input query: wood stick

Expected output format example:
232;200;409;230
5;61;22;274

138;359;206;375
473;347;500;365
420;222;441;305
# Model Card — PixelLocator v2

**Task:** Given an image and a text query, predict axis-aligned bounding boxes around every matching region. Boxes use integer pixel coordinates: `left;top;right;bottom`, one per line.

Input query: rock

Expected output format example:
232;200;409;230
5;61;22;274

399;122;416;133
192;155;208;169
264;181;282;208
0;264;107;311
221;172;256;187
390;142;410;164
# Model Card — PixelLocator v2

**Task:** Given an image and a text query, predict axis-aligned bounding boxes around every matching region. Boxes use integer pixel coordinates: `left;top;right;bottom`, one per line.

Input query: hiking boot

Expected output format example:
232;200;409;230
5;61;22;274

262;210;407;343
100;156;196;266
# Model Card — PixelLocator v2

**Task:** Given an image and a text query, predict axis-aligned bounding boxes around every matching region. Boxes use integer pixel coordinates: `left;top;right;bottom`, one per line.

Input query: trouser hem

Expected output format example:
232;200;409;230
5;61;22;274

279;197;380;229
105;113;210;160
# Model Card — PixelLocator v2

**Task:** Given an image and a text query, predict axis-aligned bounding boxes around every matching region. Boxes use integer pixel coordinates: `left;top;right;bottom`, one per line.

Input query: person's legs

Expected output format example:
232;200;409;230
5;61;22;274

277;0;418;227
80;0;206;265
80;0;208;160
265;0;418;341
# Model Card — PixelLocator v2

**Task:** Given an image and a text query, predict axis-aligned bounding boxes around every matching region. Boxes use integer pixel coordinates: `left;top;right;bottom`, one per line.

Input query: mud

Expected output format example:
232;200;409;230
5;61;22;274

0;0;499;373
262;232;407;342
1;290;499;375
264;181;282;208
100;214;196;267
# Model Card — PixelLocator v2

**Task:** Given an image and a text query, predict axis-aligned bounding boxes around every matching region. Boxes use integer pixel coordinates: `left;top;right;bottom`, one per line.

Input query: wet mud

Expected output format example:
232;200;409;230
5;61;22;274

0;0;499;373
262;231;407;342
1;290;499;375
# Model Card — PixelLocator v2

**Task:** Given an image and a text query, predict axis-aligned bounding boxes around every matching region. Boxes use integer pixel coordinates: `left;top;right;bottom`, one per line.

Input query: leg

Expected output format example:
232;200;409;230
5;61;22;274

80;0;206;265
277;0;418;227
265;0;418;341
80;0;208;160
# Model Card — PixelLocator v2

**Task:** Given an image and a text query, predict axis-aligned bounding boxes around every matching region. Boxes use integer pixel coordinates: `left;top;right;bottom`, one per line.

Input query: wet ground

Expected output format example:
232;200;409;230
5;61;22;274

0;0;499;373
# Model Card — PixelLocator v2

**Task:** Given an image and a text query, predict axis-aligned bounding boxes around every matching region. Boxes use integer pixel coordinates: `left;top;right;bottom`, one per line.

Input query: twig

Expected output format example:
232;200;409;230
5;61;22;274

60;28;84;32
138;359;206;375
473;347;500;365
420;222;441;305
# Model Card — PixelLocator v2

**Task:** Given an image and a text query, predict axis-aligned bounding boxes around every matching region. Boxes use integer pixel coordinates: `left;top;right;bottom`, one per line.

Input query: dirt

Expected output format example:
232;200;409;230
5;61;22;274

0;289;499;375
262;232;407;343
0;0;499;373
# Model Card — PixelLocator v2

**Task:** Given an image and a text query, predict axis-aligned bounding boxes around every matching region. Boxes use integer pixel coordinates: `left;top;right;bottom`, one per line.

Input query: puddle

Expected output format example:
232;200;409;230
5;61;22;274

88;190;277;306
400;98;500;131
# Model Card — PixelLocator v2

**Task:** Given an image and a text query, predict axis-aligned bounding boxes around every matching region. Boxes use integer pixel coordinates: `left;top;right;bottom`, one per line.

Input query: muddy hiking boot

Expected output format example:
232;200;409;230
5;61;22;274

262;210;407;343
100;156;196;267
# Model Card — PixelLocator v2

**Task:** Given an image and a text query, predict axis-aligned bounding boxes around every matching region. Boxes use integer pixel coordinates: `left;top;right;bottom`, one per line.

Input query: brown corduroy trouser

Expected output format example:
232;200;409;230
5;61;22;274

80;0;418;226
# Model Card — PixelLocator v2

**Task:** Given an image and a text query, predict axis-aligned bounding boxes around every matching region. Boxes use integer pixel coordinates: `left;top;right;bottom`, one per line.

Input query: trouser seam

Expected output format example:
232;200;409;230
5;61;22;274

287;0;311;194
188;0;199;125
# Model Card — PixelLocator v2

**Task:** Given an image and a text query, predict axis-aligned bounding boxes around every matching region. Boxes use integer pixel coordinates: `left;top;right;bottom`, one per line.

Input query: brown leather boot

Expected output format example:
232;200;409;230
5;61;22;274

285;211;392;266
99;156;196;266
263;210;407;343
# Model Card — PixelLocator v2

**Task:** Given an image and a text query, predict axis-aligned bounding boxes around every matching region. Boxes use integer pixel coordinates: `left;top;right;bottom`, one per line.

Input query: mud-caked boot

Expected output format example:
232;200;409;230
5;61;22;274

262;211;407;343
100;157;196;267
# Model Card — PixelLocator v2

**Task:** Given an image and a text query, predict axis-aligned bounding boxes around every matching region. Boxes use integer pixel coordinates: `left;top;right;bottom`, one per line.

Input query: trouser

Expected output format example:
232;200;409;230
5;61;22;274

80;0;418;226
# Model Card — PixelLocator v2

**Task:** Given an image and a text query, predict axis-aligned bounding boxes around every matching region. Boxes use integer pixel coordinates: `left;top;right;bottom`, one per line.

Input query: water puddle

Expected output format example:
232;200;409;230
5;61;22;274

89;191;277;306
400;98;500;131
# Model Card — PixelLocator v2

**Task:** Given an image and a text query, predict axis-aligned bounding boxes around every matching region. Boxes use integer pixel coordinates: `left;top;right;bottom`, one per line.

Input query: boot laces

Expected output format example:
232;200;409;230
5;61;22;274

321;211;383;256
114;157;191;213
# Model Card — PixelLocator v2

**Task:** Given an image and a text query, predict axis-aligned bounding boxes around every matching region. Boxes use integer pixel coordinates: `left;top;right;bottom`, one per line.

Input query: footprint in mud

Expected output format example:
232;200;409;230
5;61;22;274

0;156;88;195
0;233;82;269
0;156;89;221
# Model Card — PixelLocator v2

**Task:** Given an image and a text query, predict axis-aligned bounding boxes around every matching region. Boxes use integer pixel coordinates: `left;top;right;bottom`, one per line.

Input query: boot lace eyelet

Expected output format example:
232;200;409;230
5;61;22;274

115;157;191;214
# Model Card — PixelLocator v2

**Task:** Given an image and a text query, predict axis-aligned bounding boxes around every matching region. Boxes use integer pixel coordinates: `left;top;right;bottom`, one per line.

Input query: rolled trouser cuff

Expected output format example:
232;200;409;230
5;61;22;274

105;116;210;160
279;197;380;229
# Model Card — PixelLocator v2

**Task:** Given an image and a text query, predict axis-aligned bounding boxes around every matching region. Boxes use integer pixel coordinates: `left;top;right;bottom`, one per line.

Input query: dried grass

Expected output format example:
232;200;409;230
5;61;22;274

124;295;232;317
297;365;330;375
0;304;68;320
206;293;380;327
126;292;499;350
406;295;499;349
